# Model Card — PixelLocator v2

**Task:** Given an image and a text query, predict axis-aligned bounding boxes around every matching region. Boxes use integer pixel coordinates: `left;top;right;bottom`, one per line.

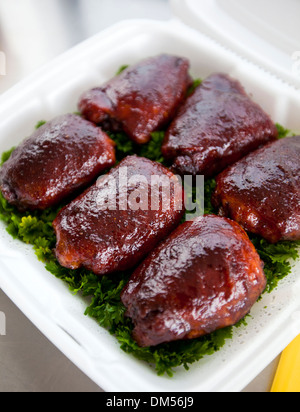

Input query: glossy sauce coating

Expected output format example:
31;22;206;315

162;73;278;177
78;54;192;144
212;136;300;243
0;114;116;210
121;215;266;347
53;155;185;276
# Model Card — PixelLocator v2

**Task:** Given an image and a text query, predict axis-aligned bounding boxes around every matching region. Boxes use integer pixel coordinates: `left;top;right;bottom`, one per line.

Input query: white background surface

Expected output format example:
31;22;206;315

0;0;282;392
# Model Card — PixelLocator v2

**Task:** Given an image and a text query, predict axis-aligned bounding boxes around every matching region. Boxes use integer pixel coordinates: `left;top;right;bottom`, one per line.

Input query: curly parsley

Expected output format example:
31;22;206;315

0;107;299;378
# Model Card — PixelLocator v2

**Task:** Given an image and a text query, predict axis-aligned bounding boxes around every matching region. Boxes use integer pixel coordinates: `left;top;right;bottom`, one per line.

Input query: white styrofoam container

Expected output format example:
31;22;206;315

171;0;300;90
0;10;300;392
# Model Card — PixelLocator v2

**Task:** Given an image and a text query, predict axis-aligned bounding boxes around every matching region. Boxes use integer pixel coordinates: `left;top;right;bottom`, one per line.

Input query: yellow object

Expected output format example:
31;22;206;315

271;335;300;392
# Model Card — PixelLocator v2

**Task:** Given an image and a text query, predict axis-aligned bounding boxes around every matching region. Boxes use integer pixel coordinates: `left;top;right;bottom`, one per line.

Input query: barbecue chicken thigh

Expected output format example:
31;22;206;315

0;114;116;210
121;215;266;347
212;136;300;243
162;73;278;177
53;155;185;276
78;54;192;144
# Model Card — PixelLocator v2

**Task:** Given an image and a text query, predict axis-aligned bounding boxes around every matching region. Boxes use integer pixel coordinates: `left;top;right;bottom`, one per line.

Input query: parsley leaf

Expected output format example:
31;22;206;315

0;113;299;376
0;147;15;166
107;131;135;162
35;120;47;129
250;236;300;293
139;131;165;163
276;123;291;139
187;78;202;96
115;65;129;76
108;130;166;164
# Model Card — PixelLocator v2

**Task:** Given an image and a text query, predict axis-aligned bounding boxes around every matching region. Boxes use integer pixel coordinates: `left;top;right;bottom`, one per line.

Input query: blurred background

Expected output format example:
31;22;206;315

0;0;282;392
0;0;171;93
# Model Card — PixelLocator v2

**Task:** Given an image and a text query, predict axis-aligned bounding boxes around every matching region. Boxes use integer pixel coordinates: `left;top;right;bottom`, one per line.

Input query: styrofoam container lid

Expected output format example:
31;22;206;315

171;0;300;89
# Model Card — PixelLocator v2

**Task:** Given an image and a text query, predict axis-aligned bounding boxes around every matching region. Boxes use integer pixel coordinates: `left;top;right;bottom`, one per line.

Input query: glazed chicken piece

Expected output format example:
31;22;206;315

0;114;116;211
53;155;185;276
212;136;300;244
78;54;192;144
121;215;266;347
162;73;278;177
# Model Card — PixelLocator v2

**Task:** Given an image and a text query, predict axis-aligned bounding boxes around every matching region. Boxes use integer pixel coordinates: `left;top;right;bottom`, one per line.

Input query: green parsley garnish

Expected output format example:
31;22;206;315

0;147;15;167
35;120;47;129
276;123;291;139
187;78;202;96
0;108;299;376
115;65;129;76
